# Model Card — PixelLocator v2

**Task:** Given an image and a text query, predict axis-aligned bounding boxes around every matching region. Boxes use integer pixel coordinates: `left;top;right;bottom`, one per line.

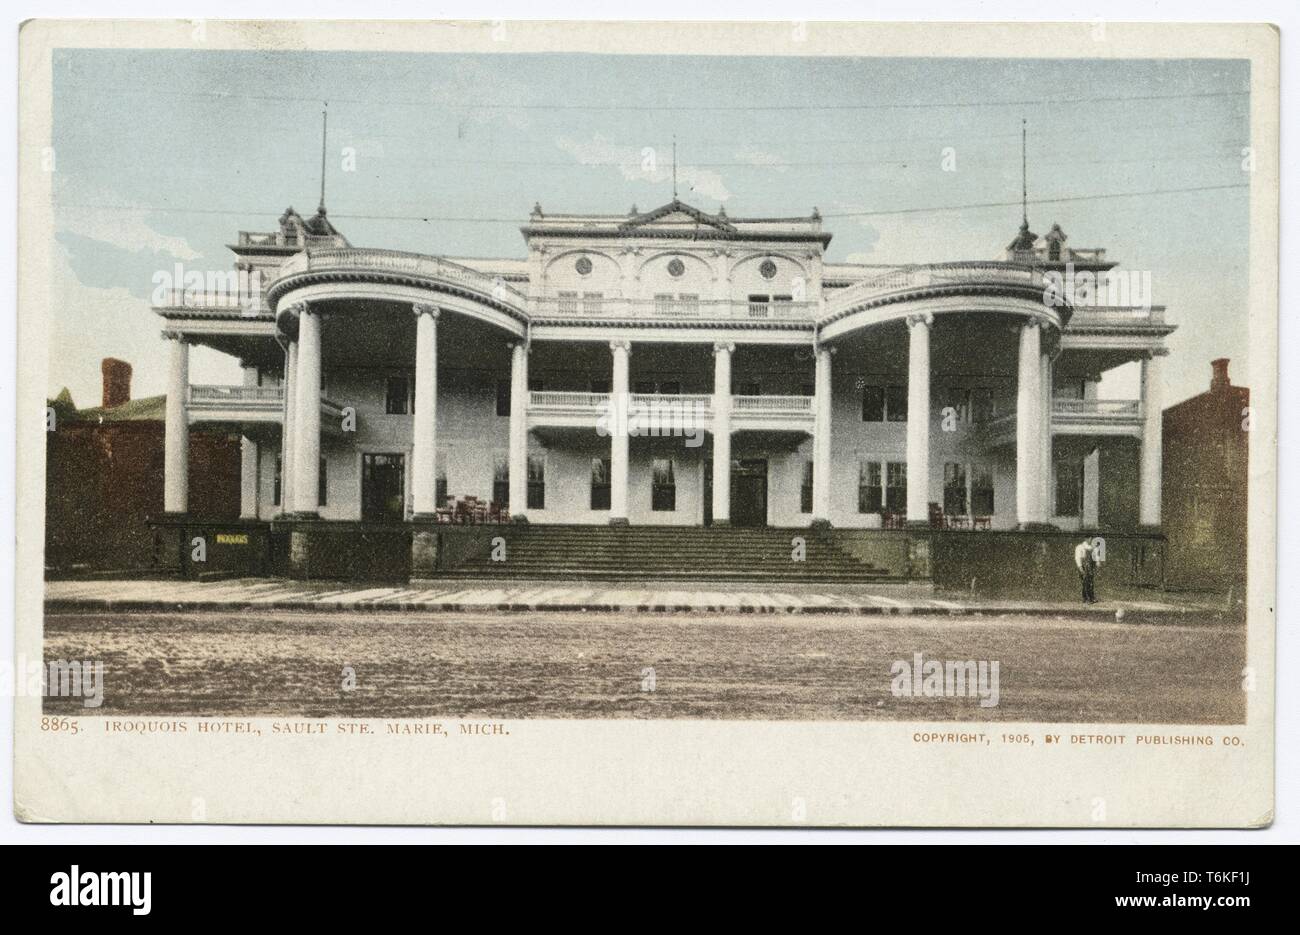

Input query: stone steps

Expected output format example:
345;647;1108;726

443;525;898;581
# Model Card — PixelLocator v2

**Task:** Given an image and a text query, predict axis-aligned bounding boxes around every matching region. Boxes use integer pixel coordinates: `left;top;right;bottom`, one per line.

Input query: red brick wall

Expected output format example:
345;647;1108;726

45;422;241;571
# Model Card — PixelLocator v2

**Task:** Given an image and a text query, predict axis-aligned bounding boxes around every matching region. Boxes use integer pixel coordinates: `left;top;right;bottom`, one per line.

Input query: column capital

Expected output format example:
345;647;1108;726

815;343;837;358
507;339;531;353
284;301;313;318
161;330;192;344
1020;315;1046;331
712;341;736;356
905;312;934;330
610;339;632;355
413;303;440;320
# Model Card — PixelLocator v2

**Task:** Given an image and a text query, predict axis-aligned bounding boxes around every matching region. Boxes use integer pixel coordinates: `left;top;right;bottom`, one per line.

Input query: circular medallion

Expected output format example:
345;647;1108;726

759;259;778;280
575;256;593;275
667;258;686;277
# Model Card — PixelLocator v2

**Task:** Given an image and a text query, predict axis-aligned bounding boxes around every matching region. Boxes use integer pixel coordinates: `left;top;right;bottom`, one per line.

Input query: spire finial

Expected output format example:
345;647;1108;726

672;135;678;200
318;103;329;214
1021;117;1028;227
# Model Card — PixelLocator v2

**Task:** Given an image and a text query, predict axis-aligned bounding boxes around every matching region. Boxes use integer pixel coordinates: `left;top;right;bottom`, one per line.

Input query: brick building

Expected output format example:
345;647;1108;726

45;358;241;573
1161;358;1250;590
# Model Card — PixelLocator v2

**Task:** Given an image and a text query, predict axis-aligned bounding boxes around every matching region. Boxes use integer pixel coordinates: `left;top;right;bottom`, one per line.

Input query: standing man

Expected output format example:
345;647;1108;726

1074;538;1097;604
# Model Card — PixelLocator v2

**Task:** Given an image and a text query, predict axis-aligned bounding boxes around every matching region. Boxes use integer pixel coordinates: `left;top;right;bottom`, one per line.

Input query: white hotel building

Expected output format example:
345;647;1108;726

153;199;1173;581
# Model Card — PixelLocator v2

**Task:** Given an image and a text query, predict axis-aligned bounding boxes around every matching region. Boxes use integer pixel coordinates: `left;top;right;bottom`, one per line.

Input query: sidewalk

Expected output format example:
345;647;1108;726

44;577;1236;620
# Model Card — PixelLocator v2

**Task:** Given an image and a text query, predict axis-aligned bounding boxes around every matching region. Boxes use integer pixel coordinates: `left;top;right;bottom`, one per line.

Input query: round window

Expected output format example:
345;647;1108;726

575;256;593;275
759;259;778;280
667;258;686;277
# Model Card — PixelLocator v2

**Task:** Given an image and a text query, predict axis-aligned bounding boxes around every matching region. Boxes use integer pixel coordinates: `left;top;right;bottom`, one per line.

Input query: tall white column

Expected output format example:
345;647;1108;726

280;341;298;514
163;333;190;514
239;435;259;519
508;341;530;520
1040;351;1054;519
609;340;631;525
1082;446;1101;528
1139;353;1164;526
411;304;440;518
905;314;933;525
292;305;322;516
812;346;834;524
1015;320;1044;527
711;342;734;526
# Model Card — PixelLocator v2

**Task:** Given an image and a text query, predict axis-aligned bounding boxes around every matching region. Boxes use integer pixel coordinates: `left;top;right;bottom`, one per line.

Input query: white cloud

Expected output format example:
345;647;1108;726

54;177;201;260
555;134;732;202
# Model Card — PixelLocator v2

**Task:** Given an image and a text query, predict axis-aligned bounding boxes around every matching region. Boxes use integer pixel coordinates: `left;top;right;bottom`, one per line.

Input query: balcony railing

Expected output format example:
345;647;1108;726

187;385;346;428
1065;305;1167;328
530;296;816;322
273;248;529;309
153;289;270;315
823;262;1048;320
732;394;814;414
984;398;1143;445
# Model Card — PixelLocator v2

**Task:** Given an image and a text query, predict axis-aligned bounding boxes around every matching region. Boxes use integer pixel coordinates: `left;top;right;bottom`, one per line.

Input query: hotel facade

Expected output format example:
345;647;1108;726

152;198;1174;581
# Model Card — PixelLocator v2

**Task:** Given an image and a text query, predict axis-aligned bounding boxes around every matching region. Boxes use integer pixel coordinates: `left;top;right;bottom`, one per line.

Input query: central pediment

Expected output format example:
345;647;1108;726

619;199;737;233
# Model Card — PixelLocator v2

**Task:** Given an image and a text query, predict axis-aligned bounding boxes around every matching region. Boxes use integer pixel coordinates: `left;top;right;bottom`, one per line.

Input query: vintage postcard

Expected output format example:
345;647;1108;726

14;19;1277;826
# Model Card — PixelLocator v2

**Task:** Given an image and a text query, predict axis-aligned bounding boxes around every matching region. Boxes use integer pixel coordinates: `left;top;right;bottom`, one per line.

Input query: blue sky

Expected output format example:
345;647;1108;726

50;50;1250;406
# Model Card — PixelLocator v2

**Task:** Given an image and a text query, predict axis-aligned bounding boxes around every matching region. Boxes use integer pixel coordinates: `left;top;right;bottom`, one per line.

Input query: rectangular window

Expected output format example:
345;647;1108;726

590;458;611;511
862;385;885;422
495;379;511;417
273;455;282;507
385;374;411;415
677;293;700;316
885;461;908;512
557;291;579;315
436;463;448;509
492;452;509;507
886;385;908;422
527;455;546;510
1055;457;1083;517
747;294;770;318
943;462;968;516
858;461;883;513
651;458;676;511
970;387;995;423
318;456;328;507
971;464;995;516
800;461;814;514
654;293;674;316
582;291;603;316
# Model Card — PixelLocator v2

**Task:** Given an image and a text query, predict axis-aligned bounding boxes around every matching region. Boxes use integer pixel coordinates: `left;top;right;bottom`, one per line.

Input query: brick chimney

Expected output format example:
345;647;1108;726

101;358;132;409
1210;358;1231;394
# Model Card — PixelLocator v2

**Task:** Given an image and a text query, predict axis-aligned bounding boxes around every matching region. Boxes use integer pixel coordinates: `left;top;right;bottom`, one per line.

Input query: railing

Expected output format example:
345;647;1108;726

189;385;284;407
187;385;347;424
1008;246;1108;264
732;394;814;413
238;230;348;249
1066;305;1166;328
1052;399;1142;420
153;289;270;314
823;262;1048;320
530;296;816;322
274;248;529;307
529;391;611;410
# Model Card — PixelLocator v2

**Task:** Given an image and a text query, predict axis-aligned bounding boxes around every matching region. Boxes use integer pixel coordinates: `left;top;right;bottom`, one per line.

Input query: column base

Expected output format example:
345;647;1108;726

609;517;630;527
411;529;440;578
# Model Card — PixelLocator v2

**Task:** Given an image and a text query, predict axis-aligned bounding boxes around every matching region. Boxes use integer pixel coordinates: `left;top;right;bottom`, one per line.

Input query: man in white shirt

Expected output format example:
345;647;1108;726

1074;538;1097;604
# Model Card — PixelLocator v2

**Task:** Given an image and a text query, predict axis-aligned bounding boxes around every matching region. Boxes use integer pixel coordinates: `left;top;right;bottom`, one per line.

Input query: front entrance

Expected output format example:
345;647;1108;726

730;458;768;527
362;453;406;523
